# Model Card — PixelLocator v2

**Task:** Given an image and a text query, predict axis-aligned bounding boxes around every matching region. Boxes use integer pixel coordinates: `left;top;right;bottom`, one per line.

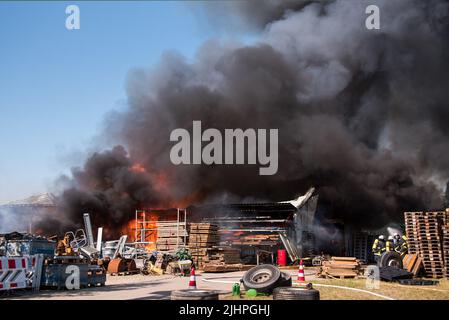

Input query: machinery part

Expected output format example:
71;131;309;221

398;279;439;286
126;259;137;271
107;258;128;274
96;227;103;252
171;289;219;300
242;264;281;294
80;246;100;260
70;229;87;249
379;251;403;269
107;258;137;274
83;213;95;247
273;287;320;300
112;235;128;259
312;255;324;266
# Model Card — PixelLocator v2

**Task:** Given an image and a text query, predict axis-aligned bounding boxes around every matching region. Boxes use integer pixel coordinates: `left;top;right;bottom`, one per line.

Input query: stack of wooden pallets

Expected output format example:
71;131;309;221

405;211;447;278
443;209;449;278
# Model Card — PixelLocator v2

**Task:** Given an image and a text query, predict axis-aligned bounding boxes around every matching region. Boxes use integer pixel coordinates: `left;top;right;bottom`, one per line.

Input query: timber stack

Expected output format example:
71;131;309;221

317;256;362;279
156;221;188;252
188;223;219;269
188;223;243;272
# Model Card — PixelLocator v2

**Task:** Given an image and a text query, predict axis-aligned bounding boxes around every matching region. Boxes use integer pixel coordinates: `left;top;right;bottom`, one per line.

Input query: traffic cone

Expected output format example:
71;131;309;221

297;259;305;282
188;266;197;289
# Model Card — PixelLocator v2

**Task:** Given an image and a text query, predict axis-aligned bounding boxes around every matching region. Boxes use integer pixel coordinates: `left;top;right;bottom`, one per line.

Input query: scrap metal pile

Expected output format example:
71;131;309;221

0;224;106;292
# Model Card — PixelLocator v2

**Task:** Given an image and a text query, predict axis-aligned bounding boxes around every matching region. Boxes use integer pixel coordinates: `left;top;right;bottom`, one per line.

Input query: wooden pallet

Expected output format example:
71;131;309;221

404;211;447;278
402;254;423;276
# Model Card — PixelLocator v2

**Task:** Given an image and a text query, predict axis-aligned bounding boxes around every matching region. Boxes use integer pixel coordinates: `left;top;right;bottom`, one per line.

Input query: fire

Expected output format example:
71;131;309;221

130;163;146;173
123;211;159;251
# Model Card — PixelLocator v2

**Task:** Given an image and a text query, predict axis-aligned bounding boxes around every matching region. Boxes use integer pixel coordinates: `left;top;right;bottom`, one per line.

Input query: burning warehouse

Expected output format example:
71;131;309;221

123;187;317;267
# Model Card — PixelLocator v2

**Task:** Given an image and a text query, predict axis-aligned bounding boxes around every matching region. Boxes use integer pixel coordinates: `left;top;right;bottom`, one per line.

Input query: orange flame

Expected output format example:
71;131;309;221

123;211;159;251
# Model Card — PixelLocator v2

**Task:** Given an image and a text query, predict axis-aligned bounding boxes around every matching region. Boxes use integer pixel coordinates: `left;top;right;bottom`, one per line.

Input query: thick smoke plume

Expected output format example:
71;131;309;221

42;0;449;235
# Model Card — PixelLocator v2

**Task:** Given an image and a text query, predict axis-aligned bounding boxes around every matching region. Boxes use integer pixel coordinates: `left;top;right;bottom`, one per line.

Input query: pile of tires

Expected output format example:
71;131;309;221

171;289;219;300
273;287;320;300
242;264;291;294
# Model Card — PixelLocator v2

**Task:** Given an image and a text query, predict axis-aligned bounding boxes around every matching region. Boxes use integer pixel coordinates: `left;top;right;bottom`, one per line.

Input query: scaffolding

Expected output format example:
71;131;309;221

134;209;188;252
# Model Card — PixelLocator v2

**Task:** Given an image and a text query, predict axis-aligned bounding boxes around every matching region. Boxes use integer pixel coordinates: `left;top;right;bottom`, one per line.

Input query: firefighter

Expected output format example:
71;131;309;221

372;235;386;263
386;235;394;252
394;233;408;257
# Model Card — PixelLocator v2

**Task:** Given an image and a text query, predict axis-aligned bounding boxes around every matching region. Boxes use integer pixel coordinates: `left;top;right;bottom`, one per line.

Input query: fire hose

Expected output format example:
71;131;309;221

202;277;396;300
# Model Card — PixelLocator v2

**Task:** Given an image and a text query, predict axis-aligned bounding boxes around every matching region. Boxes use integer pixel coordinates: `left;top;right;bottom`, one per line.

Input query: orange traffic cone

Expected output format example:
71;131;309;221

189;266;197;289
297;259;305;282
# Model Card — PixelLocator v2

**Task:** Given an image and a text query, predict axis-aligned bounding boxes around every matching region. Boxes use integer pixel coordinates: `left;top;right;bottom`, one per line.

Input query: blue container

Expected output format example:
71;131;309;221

41;263;89;289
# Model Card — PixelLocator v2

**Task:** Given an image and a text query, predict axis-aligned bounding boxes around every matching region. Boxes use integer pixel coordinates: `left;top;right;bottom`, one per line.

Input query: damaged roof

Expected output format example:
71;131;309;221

0;192;58;207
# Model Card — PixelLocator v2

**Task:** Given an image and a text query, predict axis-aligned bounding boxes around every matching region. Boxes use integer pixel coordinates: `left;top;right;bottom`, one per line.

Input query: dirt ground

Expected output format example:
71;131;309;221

2;267;449;300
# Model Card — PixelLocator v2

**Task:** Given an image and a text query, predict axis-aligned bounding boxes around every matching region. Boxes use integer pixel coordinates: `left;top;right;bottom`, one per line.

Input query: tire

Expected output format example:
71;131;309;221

278;272;292;287
273;287;320;300
171;290;219;300
242;264;282;294
379;252;403;269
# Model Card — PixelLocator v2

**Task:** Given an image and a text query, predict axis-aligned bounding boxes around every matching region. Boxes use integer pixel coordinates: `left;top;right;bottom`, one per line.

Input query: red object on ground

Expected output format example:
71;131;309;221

189;266;197;289
297;259;306;282
277;249;287;266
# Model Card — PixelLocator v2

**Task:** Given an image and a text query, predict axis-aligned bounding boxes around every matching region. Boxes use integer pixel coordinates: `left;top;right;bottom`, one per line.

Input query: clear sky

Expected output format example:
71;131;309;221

0;1;249;203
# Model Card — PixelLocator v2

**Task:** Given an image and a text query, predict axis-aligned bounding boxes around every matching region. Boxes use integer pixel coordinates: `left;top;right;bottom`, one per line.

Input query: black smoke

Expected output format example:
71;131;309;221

52;0;449;234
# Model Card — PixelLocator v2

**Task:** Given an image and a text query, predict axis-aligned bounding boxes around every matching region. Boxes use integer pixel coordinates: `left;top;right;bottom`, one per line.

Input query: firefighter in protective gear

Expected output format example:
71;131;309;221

372;235;386;263
386;235;394;252
394;234;408;257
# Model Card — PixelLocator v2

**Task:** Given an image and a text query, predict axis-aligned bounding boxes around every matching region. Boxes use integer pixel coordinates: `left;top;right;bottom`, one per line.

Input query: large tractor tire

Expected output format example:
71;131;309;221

273;287;320;300
379;251;403;269
242;264;282;294
171;290;219;300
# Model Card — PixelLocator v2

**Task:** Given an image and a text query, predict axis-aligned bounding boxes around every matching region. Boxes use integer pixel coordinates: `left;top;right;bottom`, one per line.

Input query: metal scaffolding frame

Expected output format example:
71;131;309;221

134;208;187;252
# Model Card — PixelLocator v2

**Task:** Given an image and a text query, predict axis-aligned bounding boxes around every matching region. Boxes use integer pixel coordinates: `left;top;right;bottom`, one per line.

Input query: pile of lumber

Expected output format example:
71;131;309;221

219;231;280;246
317;257;362;279
188;223;219;269
201;246;243;272
405;211;447;278
188;223;242;271
156;222;187;252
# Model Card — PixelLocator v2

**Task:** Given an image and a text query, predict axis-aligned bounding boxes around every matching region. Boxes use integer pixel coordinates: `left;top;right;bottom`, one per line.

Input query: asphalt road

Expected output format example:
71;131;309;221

2;270;316;300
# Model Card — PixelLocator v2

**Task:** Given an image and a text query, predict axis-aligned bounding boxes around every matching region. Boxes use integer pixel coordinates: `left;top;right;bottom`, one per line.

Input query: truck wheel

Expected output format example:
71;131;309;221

242;264;281;294
171;290;219;300
379;252;403;269
273;287;320;300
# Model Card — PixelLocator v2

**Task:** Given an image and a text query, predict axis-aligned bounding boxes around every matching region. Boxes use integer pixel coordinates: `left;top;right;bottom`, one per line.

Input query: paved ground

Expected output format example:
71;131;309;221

3;269;316;300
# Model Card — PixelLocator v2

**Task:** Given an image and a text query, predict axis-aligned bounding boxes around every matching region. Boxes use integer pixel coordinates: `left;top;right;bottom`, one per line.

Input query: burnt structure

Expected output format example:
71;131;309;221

188;188;318;263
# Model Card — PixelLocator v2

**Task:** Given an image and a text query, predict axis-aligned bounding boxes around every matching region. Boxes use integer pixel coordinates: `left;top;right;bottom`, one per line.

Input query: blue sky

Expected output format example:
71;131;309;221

0;1;252;203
